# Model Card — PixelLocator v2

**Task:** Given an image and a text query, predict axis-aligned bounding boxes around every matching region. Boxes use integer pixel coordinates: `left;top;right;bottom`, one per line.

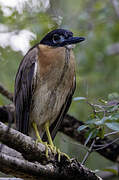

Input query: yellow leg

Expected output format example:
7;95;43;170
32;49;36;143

44;120;70;162
44;121;54;147
32;122;43;143
32;122;49;158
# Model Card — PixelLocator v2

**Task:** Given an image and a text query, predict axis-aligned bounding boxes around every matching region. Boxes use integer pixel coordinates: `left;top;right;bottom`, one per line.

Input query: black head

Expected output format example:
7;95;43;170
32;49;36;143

40;29;85;47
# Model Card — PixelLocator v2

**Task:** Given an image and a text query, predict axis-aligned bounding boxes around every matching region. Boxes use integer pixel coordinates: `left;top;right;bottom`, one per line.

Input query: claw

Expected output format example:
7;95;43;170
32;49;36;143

57;148;71;162
33;122;49;158
43;142;49;158
47;144;56;154
35;138;49;158
33;121;70;162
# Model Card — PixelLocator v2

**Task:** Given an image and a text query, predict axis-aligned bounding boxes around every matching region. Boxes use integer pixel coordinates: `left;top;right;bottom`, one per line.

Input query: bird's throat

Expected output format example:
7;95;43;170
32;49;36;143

65;47;71;63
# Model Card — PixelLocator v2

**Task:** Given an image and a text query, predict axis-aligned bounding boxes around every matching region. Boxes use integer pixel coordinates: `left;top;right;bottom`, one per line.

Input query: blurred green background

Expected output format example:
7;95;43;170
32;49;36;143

0;0;119;179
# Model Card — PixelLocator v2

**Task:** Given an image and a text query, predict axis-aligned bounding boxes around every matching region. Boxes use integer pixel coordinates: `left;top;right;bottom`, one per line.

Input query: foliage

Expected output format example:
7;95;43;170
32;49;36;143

76;93;119;144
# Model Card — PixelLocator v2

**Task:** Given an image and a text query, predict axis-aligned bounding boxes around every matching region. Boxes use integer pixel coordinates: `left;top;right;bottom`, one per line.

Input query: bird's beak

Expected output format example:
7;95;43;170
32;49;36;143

60;36;85;47
67;36;85;45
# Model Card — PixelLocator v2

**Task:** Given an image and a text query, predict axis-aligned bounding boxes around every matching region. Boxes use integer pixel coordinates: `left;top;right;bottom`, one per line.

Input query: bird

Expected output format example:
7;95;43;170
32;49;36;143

14;29;85;161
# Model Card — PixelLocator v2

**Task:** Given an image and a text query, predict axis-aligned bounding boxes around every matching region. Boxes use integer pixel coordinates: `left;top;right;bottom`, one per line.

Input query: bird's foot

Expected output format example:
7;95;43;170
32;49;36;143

45;143;71;162
56;148;71;162
36;139;70;162
47;144;57;153
36;139;49;158
44;144;70;162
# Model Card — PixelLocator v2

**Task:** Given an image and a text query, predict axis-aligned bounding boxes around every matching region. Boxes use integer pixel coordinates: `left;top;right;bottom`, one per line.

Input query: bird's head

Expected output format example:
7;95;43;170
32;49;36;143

40;29;85;48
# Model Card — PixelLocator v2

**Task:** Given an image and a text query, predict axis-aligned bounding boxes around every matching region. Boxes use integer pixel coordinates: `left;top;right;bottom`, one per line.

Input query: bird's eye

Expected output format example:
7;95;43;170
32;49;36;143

53;34;61;43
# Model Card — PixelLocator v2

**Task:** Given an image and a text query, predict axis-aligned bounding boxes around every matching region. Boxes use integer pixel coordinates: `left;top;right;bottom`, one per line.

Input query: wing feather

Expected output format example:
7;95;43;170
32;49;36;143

14;47;38;135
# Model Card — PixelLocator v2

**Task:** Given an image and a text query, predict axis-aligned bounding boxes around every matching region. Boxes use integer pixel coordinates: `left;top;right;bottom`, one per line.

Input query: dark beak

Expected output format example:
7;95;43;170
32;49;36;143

60;36;85;46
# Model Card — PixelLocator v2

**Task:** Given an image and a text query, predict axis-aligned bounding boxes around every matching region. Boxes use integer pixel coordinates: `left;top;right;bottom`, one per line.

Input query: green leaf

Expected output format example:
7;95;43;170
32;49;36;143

90;113;96;119
73;97;87;101
105;122;119;131
102;168;118;175
108;92;119;100
86;119;98;124
86;116;107;126
112;113;119;119
94;116;115;125
86;117;100;125
84;128;99;145
91;129;99;138
110;113;119;122
98;98;108;104
98;127;105;139
108;105;119;112
77;125;88;132
94;117;108;125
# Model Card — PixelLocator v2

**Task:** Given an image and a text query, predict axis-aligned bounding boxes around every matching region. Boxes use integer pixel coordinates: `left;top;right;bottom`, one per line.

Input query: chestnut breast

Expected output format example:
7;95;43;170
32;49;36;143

29;44;76;137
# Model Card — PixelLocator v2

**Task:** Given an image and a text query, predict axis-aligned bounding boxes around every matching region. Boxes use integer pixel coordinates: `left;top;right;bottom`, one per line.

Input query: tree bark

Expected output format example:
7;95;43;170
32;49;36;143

0;122;101;180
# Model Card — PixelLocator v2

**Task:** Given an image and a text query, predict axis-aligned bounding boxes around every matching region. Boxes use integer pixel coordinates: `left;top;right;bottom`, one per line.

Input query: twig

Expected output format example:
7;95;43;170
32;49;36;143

0;83;13;102
86;101;97;117
95;137;119;151
81;139;96;165
104;131;119;137
86;101;106;117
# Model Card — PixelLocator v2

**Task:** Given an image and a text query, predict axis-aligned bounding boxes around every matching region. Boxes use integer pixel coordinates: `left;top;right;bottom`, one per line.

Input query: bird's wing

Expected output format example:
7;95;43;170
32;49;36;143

42;79;76;141
14;47;38;135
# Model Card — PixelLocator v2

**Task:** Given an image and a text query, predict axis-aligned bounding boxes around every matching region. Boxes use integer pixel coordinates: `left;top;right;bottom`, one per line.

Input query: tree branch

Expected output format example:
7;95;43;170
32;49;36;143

0;122;101;180
0;104;14;124
1;104;119;163
0;153;58;180
0;121;50;163
0;179;22;180
0;83;13;102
